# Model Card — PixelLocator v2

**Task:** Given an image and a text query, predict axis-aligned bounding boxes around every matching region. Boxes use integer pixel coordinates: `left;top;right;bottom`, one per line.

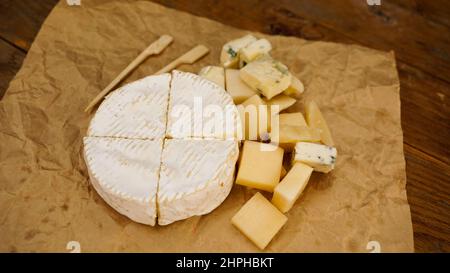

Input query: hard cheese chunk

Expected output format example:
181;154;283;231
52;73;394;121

198;66;225;89
239;38;272;67
232;192;287;250
306;101;334;146
240;57;292;100
283;75;305;98
238;95;270;140
271;125;321;146
279;112;307;127
272;162;313;213
293;142;337;173
220;35;257;68
236;141;284;192
225;69;257;104
265;94;297;114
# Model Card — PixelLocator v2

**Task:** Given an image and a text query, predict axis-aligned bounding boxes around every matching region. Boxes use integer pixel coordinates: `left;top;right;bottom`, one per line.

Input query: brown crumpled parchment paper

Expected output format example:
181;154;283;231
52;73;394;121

0;0;414;252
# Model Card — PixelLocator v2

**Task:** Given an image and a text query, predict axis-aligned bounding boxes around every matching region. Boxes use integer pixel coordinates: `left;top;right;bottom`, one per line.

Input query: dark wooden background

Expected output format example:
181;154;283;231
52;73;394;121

0;0;448;252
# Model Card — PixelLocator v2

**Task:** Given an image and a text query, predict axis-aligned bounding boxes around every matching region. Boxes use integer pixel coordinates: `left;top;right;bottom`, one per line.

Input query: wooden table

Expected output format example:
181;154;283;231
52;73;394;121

0;0;448;252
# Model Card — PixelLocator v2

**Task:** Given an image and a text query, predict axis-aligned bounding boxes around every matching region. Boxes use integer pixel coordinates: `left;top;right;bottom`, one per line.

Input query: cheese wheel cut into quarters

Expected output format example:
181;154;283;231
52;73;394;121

84;71;240;225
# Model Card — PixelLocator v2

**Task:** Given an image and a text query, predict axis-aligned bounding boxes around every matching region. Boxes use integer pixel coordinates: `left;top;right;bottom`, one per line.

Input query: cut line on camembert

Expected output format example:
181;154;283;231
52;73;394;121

84;71;241;225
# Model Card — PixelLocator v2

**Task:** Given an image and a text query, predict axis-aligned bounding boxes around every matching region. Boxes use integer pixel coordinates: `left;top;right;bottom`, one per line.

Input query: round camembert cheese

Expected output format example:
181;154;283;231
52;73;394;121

84;71;240;225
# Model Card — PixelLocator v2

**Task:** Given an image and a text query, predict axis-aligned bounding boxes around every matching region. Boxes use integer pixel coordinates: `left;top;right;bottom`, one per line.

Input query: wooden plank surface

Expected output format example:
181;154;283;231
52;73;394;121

0;0;448;252
0;40;25;97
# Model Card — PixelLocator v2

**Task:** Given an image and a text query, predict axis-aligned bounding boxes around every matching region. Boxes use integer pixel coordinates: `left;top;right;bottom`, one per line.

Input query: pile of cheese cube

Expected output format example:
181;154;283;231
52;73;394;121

198;35;337;250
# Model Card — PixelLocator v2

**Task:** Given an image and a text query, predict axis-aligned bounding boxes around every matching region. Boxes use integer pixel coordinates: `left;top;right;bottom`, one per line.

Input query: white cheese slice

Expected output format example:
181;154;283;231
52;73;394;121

83;137;162;225
292;142;337;173
198;66;225;89
167;70;241;140
158;139;239;225
87;74;170;139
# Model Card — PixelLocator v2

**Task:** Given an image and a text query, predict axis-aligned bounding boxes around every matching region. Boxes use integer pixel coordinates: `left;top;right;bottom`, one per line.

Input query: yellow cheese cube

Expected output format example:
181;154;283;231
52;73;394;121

198;66;225;89
265;94;297;114
225;69;257;104
240;57;292;100
236;141;284;192
232;192;287;250
238;95;270;140
220;35;257;68
239;38;272;67
283;75;305;98
305;101;334;146
279;112;307;127
272;162;313;213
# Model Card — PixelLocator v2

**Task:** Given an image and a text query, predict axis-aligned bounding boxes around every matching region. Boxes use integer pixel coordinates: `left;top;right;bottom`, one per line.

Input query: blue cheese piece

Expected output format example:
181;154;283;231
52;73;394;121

292;142;337;173
220;35;257;68
198;66;225;89
239;38;272;68
239;56;292;100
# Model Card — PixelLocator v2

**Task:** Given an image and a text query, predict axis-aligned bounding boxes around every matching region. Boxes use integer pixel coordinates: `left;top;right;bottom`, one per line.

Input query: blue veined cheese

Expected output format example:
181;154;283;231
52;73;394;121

239;56;292;100
239;38;272;68
292;142;337;173
198;66;225;89
167;71;241;140
157;139;239;225
83;137;163;225
87;74;170;139
220;35;257;68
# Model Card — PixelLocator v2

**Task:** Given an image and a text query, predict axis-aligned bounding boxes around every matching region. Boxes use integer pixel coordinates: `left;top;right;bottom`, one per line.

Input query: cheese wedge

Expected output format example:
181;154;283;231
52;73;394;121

236;141;284;192
238;95;270;140
167;71;241;139
272;162;313;213
239;38;272;67
232;192;287;250
220;35;257;68
158;139;239;225
225;69;257;104
240;57;292;100
279;112;307;127
87;74;170;139
265;94;297;114
283;75;304;98
305;101;334;146
83;137;162;225
198;66;225;89
293;142;337;173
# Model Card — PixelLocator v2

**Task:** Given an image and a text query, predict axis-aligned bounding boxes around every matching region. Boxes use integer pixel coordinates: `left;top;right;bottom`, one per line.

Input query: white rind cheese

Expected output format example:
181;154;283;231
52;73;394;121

87;74;171;139
158;139;239;225
292;142;337;173
84;71;241;226
167;71;241;139
83;137;162;225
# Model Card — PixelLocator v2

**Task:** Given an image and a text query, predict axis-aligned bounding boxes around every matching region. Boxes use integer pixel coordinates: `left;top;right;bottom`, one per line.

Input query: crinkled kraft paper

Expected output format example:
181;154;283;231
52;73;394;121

0;0;413;252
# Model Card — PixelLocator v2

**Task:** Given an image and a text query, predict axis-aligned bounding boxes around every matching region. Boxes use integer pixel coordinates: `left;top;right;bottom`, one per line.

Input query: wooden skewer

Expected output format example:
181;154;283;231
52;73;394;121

84;35;173;113
154;45;209;75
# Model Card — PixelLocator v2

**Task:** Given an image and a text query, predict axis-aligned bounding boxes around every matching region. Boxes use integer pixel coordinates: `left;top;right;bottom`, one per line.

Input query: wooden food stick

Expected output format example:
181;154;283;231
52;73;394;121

84;35;173;113
154;45;209;75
